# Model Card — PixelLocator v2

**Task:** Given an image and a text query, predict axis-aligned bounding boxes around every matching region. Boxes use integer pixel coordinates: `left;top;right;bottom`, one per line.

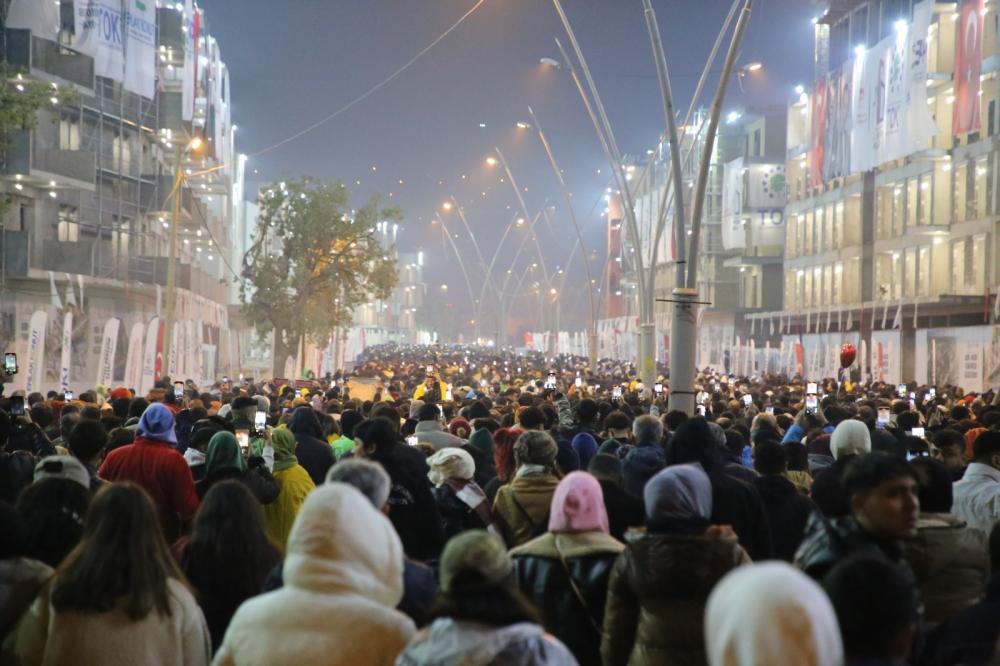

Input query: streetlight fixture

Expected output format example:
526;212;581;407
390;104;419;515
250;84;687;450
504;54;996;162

515;121;532;130
485;156;498;166
539;57;561;68
163;135;204;375
441;201;453;211
440;283;449;291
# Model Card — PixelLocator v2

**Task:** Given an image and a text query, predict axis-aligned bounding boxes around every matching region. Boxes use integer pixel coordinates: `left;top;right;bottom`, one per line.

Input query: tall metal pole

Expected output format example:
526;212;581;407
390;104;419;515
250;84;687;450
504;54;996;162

669;0;753;414
162;142;183;377
526;105;599;367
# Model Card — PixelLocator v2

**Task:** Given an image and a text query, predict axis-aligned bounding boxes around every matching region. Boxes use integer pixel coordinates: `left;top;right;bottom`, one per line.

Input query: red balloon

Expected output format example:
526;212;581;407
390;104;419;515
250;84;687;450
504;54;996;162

840;343;857;369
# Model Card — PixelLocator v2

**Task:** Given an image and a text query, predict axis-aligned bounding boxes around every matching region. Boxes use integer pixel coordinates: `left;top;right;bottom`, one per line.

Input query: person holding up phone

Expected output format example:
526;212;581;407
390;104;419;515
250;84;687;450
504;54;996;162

195;431;279;505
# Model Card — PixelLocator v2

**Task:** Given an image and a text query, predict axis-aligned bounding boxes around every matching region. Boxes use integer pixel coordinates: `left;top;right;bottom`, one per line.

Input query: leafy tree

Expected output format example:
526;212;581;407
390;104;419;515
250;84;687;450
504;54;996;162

241;178;399;373
0;63;77;217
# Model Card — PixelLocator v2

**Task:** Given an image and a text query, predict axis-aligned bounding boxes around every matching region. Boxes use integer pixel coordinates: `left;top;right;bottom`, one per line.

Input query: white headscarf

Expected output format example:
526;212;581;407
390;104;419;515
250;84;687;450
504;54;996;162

830;420;871;460
705;562;843;666
427;447;476;487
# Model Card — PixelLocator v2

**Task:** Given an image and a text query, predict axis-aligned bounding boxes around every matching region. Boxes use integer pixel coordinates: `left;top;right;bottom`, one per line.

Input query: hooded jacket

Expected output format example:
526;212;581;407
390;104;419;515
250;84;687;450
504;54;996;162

98;404;198;542
903;512;989;623
262;429;315;552
511;473;624;666
213;484;415;666
704;562;843;666
396;618;576;666
287;408;335;486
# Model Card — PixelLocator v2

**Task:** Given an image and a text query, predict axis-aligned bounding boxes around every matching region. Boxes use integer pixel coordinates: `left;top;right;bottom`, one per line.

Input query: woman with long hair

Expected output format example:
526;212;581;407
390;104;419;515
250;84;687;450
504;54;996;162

484;428;522;503
179;480;281;653
396;530;575;665
6;483;210;665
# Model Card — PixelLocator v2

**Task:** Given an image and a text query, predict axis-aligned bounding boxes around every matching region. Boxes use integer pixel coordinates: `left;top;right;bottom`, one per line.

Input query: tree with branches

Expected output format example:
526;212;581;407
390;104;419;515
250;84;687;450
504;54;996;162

241;178;399;375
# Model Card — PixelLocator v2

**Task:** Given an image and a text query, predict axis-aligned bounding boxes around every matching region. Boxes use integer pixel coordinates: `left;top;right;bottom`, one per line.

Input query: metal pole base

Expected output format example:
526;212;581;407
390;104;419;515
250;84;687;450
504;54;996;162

667;287;699;415
639;321;656;397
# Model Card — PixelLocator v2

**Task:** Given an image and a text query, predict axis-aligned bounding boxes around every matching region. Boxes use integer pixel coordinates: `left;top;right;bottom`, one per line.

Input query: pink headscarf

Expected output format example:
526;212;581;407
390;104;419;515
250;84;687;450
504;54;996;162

547;471;609;534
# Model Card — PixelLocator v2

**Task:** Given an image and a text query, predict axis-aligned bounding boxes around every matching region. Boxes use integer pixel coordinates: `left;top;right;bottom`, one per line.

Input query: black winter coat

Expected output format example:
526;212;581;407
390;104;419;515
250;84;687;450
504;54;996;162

195;461;280;505
374;442;446;561
707;468;773;561
811;456;853;518
431;482;489;541
923;576;1000;665
754;473;817;561
598;479;645;542
511;531;624;666
288;408;335;486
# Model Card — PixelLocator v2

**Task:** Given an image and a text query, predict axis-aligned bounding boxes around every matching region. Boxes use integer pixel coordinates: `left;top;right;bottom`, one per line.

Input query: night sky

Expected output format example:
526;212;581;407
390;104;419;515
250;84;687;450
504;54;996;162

201;0;819;329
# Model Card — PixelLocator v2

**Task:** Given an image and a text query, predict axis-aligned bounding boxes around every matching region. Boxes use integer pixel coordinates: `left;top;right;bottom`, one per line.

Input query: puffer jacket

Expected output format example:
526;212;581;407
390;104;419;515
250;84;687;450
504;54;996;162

600;528;749;666
511;531;624;666
213;484;415;666
903;512;989;623
492;471;560;548
396;618;576;665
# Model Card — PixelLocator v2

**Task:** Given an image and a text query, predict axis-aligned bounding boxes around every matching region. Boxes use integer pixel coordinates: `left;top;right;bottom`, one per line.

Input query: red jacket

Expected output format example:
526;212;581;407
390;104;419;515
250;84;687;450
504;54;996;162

98;436;199;541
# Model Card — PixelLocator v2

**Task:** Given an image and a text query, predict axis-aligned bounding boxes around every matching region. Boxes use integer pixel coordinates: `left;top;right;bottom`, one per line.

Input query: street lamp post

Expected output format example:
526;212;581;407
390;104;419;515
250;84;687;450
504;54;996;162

163;135;202;377
525;106;599;367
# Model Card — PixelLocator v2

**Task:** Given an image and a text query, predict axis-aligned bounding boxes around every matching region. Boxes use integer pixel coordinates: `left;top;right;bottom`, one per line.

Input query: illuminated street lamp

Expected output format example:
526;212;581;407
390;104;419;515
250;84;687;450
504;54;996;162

441;201;453;211
440;284;449;291
515;121;532;130
485;156;498;166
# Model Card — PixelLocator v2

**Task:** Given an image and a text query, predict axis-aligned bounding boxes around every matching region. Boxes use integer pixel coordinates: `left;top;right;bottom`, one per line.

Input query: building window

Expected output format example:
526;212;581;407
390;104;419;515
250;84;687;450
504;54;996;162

753;129;761;157
892;184;904;237
954;162;968;222
59;116;80;151
917;173;931;226
974;157;991;220
832;262;843;304
917;245;931;297
903;246;917;298
57;205;78;242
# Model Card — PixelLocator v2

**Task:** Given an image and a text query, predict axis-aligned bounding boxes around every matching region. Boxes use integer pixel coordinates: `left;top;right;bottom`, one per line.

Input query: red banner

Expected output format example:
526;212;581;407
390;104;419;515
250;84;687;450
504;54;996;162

809;76;827;188
953;0;984;134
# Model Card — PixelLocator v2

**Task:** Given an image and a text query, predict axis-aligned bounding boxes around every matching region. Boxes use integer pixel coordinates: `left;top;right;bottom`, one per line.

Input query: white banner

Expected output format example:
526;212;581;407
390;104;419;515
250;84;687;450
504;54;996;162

6;0;61;40
74;0;125;83
123;0;156;98
124;321;144;390
721;158;745;250
96;317;120;387
181;2;199;122
850;2;936;173
140;316;160;394
746;163;787;247
23;311;48;393
60;312;73;392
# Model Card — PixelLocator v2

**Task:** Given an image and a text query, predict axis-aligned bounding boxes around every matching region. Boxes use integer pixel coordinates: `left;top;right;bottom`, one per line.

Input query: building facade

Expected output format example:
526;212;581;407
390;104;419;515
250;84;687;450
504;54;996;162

1;0;249;393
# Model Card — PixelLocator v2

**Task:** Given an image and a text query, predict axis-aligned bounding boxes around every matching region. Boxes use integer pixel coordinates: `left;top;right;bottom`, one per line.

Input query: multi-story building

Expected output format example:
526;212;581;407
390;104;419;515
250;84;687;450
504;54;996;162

602;107;787;370
1;0;247;393
752;0;1000;391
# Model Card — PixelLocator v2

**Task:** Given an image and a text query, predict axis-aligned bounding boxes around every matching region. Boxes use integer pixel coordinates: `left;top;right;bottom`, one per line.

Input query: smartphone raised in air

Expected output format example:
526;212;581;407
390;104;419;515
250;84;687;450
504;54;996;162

3;353;16;375
235;429;250;455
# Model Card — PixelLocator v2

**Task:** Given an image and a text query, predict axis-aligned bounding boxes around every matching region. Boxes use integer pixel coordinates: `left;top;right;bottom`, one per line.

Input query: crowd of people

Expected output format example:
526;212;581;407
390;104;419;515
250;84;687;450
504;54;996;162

1;342;1000;665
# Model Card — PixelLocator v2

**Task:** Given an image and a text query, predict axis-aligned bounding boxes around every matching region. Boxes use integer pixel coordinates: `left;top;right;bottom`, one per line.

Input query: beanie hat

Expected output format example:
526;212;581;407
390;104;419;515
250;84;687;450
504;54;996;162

513;431;558;466
136;403;177;444
439;529;511;594
448;418;471;439
830;420;871;461
109;386;132;401
33;455;90;490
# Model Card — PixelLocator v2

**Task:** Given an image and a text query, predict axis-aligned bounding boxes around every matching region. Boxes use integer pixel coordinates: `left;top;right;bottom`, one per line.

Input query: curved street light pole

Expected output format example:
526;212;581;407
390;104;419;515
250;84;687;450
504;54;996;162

525;105;599;367
434;214;480;340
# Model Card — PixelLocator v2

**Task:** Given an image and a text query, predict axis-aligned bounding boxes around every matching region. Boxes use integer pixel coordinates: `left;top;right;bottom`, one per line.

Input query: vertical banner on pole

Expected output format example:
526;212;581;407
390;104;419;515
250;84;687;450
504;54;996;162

96;318;120;387
125;322;144;390
140;316;160;395
60;312;73;392
23;311;48;393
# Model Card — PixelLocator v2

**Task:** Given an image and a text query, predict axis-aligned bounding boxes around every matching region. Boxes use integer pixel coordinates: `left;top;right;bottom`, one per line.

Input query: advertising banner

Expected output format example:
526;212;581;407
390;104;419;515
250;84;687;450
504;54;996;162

822;60;852;181
848;1;936;173
181;1;199;122
74;0;125;83
123;0;156;99
60;312;73;392
721;158;746;250
953;0;985;134
916;325;994;393
23;311;48;393
6;0;61;40
746;163;787;247
96;318;120;387
809;75;827;188
140;316;160;394
124;321;144;390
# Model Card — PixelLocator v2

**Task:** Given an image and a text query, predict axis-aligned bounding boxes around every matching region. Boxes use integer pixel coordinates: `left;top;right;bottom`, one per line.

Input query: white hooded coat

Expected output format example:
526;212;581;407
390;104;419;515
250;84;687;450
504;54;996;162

212;483;415;666
830;420;871;461
704;562;843;666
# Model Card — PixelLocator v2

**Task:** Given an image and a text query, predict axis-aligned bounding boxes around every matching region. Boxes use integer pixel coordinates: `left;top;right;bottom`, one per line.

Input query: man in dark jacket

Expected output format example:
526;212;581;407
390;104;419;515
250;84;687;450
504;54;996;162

795;452;919;582
752;438;817;561
588;454;644;541
923;522;1000;665
621;415;667;498
667;417;773;560
287;406;335;486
